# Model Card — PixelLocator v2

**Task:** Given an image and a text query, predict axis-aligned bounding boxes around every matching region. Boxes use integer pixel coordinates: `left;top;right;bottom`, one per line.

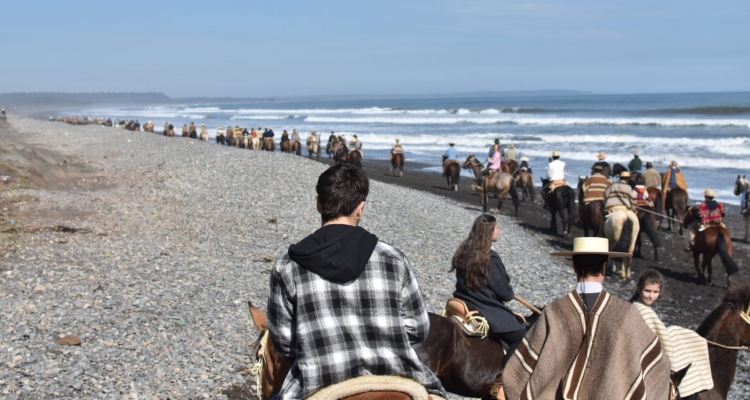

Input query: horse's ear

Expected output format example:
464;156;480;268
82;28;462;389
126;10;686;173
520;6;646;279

248;301;268;331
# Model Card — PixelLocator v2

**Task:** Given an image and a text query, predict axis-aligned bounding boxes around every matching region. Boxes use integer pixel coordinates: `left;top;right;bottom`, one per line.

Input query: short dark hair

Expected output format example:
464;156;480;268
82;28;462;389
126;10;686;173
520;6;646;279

552;156;560;160
572;254;608;277
316;165;369;222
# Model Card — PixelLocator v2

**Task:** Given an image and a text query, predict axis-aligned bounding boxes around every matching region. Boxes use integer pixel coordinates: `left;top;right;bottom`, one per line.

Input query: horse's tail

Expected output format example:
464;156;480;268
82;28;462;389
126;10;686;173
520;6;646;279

641;212;661;249
654;192;663;221
716;233;739;275
565;187;577;225
612;217;634;254
509;178;520;208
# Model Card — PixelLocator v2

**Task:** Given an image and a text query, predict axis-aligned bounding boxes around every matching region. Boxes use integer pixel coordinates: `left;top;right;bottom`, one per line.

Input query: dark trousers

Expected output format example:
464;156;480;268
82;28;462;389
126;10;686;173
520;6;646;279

491;328;528;367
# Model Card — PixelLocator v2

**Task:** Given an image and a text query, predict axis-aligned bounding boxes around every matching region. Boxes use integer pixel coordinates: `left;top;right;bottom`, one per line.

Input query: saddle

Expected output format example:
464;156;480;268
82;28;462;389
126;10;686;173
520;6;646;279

548;180;568;193
698;221;726;232
442;160;459;175
307;375;445;400
443;298;490;338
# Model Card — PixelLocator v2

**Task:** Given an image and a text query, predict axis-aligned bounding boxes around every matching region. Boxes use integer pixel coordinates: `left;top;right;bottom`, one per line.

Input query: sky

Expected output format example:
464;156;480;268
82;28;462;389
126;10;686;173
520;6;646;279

1;0;749;97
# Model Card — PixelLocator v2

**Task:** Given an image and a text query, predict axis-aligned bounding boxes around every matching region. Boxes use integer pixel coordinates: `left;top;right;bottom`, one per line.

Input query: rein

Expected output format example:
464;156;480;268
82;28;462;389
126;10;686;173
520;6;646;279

250;330;270;399
634;205;683;224
705;305;750;351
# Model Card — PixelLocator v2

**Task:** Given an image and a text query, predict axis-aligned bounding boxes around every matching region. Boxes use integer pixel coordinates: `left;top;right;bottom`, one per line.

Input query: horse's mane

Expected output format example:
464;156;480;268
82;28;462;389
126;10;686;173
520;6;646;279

722;284;750;313
696;284;750;336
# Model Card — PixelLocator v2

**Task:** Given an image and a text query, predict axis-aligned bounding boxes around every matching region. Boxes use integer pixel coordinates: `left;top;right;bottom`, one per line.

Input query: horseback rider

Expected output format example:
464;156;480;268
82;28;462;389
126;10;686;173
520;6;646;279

390;138;403;162
450;214;525;399
582;165;610;204
504;237;670;400
686;189;725;252
591;152;612;179
262;127;275;150
182;124;189;136
542;151;566;208
290;128;300;143
280;130;290;145
443;141;459;166
504;144;518;162
642;161;660;188
267;164;446;399
488;138;505;158
628;151;643;174
518;157;532;174
630;271;714;397
477;144;502;186
350;135;363;157
306;131;318;149
662;160;688;197
632;175;653;208
604;171;636;214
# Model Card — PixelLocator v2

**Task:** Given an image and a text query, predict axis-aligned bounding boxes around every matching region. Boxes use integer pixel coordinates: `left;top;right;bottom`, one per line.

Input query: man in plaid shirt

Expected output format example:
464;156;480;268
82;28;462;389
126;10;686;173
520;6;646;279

268;164;446;399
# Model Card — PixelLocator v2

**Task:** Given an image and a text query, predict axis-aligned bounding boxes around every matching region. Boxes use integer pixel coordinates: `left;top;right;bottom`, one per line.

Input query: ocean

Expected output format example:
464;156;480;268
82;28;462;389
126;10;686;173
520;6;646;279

74;91;750;205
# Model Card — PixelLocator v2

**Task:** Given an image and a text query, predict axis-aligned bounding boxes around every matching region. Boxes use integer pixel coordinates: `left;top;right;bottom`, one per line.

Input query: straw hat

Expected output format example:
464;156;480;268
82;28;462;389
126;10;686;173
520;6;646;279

449;141;455;145
395;138;400;143
550;237;631;258
597;152;606;160
703;189;717;198
521;157;529;162
552;151;561;157
634;151;640;156
620;171;631;179
350;138;357;144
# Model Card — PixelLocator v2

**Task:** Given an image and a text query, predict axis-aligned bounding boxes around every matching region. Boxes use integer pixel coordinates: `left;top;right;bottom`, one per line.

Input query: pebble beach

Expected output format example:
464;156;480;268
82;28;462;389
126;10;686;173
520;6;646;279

1;116;748;399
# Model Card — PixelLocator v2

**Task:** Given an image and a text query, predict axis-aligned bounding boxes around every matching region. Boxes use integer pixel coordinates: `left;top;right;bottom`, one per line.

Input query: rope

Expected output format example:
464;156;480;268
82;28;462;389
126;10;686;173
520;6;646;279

704;306;750;351
249;330;270;399
634;205;683;224
515;295;543;315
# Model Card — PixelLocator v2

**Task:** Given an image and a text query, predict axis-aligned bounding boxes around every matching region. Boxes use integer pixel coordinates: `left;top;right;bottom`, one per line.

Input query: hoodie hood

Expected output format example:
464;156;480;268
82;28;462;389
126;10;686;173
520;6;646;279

288;225;378;283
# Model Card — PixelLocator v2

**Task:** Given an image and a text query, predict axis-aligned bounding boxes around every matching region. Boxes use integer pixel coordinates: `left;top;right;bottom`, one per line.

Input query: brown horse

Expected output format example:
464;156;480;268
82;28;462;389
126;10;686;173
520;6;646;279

345;149;363;167
443;161;461;191
460;155;482;183
646;187;664;226
515;170;535;202
634;204;661;261
733;175;750;242
664;188;688;234
503;159;519;175
280;140;292;153
247;301;540;400
391;153;405;177
576;177;602;237
264;138;276;152
681;284;750;399
307;141;320;160
333;142;348;165
291;140;302;155
480;171;519;216
682;207;739;286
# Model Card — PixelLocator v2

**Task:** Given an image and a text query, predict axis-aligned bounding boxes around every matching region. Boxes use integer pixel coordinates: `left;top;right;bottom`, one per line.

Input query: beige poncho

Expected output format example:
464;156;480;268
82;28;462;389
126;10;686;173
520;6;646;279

634;302;713;397
505;291;670;400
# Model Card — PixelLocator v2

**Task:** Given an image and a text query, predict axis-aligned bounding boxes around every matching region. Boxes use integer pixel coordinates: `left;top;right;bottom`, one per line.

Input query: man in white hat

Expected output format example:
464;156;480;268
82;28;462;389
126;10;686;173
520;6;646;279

519;156;532;174
686;189;725;252
443;141;459;165
505;144;518;162
350;135;363;157
504;237;670;400
604;171;637;214
591;152;612;179
390;138;403;162
629;151;643;174
542;151;566;207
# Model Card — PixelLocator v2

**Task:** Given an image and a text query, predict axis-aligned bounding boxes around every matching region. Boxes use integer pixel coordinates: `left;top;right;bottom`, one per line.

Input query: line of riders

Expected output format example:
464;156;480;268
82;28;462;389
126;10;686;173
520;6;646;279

247;163;745;400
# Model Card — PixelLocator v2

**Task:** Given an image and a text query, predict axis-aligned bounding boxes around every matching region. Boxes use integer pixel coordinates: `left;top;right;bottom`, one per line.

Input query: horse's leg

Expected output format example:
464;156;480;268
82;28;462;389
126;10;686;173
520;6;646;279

693;252;704;284
744;213;749;242
705;254;714;286
550;210;557;234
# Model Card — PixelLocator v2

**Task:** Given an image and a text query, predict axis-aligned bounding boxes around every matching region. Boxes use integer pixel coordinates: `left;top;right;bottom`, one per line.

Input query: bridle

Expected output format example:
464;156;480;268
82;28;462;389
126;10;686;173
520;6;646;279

705;303;750;351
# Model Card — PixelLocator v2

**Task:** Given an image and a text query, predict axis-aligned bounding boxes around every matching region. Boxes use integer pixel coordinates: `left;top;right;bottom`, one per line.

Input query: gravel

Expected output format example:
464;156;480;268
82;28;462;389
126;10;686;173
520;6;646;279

0;116;746;399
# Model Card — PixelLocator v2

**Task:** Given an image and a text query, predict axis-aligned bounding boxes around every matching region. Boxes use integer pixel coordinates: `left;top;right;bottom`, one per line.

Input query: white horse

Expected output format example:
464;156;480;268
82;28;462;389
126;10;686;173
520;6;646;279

604;208;640;279
734;175;750;241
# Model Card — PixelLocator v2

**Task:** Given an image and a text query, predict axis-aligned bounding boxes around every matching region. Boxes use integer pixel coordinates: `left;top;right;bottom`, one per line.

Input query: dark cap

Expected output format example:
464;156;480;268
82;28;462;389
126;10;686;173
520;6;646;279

646;162;653;168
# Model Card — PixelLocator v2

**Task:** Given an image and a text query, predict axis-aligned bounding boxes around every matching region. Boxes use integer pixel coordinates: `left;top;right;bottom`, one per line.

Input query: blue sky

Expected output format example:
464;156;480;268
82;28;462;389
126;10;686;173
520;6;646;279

1;0;748;97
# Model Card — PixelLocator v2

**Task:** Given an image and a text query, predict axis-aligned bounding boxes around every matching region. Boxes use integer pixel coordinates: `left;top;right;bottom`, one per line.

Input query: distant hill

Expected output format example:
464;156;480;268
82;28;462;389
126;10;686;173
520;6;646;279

0;92;172;107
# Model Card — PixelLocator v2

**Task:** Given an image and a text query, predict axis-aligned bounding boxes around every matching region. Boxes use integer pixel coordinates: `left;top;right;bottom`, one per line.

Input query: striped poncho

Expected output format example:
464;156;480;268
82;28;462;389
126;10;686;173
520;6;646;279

505;291;670;400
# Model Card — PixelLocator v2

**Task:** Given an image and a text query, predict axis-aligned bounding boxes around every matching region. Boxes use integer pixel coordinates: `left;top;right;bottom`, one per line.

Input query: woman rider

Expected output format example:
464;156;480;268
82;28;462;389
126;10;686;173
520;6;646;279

450;214;525;366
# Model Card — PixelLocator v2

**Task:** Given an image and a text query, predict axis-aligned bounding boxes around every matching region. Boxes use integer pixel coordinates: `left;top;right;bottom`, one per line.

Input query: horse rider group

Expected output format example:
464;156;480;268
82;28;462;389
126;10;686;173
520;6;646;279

390;138;404;161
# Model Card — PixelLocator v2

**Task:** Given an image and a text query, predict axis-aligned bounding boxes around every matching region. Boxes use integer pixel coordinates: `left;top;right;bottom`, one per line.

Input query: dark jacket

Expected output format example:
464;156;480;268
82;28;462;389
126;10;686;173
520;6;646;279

628;157;643;172
453;251;523;333
263;129;275;138
592;161;612;178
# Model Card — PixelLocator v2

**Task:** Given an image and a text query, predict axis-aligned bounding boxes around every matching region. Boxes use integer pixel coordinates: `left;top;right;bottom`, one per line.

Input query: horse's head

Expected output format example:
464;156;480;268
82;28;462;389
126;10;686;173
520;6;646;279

682;206;699;228
734;175;748;196
697;284;750;349
461;155;478;169
247;301;290;400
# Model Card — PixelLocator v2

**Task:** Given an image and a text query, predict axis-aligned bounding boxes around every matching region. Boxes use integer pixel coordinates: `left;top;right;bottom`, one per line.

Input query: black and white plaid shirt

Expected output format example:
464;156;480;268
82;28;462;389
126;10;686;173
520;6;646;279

267;241;445;399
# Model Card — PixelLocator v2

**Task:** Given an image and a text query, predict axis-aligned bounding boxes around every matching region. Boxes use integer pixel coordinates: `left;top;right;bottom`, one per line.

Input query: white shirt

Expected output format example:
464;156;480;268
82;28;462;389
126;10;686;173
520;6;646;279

547;159;566;181
575;281;603;294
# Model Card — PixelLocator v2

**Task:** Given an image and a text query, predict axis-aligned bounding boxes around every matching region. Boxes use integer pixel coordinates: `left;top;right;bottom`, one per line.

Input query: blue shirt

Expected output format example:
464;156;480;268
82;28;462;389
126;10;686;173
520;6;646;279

445;147;459;161
669;168;680;188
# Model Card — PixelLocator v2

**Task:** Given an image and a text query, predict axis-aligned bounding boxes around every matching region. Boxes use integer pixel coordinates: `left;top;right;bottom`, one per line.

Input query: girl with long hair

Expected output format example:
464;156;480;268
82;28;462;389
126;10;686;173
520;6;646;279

450;214;525;366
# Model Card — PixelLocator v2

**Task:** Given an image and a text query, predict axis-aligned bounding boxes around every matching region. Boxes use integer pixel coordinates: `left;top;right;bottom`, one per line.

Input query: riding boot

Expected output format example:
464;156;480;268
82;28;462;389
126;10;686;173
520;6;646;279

489;370;505;400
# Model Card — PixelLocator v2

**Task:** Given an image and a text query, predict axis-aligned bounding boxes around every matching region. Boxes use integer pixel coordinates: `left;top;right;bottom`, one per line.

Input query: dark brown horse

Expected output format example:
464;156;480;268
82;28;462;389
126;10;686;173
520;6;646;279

264;138;276;152
664;188;688;234
681;284;750;399
443;160;461;191
247;301;540;400
503;159;519;175
634;204;661;261
576;177;602;237
291;140;302;155
541;178;577;236
280;140;292;153
391;153;405;177
460;155;483;183
682;207;739;286
333;142;348;165
646;187;664;226
345;150;363;167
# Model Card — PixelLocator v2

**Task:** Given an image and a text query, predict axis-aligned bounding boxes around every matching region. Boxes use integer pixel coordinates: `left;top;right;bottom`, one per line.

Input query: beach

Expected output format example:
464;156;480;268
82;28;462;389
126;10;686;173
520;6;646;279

1;115;749;399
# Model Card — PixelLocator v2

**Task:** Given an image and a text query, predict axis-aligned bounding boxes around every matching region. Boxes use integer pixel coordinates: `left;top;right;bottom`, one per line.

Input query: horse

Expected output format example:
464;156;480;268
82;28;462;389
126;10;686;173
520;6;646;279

503;159;519;175
664;188;689;234
333;142;348;165
647;187;664;226
541;178;577;236
576;177;603;237
200;130;209;142
443;161;461;191
681;284;750;399
479;171;520;216
345;149;363;167
280;140;292;153
515;170;535;202
216;133;225;145
734;175;750;242
264;138;276;152
603;208;639;279
250;136;260;150
307;141;320;160
612;163;639;185
326;134;336;158
391;153;405;177
682;207;739;286
461;155;482;183
292;140;302;155
634;204;661;261
247;301;541;400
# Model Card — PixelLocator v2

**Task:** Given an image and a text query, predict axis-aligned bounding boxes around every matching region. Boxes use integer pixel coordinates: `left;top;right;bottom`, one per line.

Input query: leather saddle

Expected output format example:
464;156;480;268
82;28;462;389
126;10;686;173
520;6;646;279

444;298;490;338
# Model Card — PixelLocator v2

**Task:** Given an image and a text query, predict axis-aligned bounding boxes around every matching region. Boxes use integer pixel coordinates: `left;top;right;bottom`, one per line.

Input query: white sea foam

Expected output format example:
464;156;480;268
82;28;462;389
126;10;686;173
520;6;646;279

230;115;293;120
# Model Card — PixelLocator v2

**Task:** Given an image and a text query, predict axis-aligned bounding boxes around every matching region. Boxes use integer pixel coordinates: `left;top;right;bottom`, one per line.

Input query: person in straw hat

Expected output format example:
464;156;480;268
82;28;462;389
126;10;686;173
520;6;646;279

604;171;637;214
505;143;518;162
628;151;643;174
591;151;612;179
686;188;726;252
518;156;532;173
390;138;403;162
504;237;670;400
443;141;459;165
662;160;688;198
